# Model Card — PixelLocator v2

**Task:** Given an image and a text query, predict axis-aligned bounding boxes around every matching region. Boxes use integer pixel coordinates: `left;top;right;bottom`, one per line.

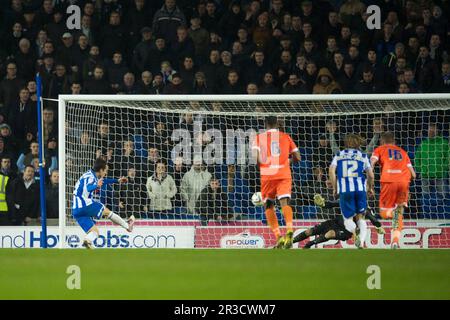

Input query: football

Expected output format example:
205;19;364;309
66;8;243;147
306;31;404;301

251;192;264;206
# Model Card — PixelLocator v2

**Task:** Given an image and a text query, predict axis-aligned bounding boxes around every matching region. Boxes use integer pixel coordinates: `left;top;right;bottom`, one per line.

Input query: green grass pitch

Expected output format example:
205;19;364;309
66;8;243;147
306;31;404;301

0;249;449;300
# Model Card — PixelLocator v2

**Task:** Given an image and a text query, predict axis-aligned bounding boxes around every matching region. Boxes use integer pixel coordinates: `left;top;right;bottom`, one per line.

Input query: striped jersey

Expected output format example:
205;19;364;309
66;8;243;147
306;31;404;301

72;170;100;209
330;149;371;194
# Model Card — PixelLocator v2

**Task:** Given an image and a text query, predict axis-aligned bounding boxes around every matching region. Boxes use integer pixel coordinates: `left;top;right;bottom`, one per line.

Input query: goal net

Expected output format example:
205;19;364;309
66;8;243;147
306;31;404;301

58;94;450;249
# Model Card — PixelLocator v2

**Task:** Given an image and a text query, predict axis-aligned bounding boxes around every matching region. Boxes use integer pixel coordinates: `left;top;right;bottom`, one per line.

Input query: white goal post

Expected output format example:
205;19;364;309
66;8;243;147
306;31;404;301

58;94;450;249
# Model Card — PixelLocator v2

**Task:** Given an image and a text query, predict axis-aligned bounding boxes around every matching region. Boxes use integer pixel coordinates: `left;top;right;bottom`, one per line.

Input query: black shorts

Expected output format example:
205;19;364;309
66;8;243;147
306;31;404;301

312;218;353;241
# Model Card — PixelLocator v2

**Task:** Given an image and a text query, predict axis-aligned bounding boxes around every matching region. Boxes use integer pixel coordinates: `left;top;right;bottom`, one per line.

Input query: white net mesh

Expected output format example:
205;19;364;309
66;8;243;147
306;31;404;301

61;95;450;248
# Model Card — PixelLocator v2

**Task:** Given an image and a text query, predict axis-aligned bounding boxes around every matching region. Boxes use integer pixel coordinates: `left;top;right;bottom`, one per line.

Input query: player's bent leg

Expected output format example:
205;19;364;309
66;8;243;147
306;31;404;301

304;231;333;249
102;207;134;232
293;228;312;244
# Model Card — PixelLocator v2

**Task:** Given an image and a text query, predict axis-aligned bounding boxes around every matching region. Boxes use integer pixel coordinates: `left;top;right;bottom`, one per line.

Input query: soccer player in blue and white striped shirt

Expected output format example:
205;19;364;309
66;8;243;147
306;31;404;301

72;158;135;249
329;134;375;248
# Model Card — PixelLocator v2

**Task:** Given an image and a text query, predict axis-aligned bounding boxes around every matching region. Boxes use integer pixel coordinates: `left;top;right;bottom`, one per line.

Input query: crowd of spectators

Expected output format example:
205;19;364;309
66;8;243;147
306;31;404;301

0;0;449;225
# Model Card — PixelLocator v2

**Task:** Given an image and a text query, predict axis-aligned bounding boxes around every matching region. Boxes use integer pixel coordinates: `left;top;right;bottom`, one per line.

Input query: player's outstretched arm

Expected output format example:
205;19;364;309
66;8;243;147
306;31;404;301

103;177;128;184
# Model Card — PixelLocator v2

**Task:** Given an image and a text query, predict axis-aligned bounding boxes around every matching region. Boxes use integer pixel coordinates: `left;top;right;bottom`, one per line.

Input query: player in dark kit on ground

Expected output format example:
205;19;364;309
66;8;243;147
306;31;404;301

293;194;385;248
293;215;353;249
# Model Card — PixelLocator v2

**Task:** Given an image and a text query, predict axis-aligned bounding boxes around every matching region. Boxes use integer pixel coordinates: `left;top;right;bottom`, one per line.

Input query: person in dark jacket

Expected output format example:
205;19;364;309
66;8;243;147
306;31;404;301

8;165;39;225
84;66;113;94
45;169;58;219
220;70;244;94
106;52;129;92
191;71;213;94
415;46;440;93
0;62;25;109
162;73;188;94
171;26;195;69
99;11;127;59
282;73;308;94
7;87;37;145
152;0;187;45
132;27;153;74
196;178;232;225
432;62;450;93
354;67;386;94
0;156;17;180
119;167;147;218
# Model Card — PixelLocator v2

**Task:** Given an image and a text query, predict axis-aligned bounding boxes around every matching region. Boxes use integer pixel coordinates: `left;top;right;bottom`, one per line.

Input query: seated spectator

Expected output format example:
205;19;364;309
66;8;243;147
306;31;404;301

71;82;82;94
84;66;112;94
163;73;188;94
192;71;213;94
337;61;357;93
220;70;244;94
16;141;39;172
151;72;165;94
398;83;411;93
403;68;418;93
179;56;196;90
312;68;341;94
259;72;279;94
160;60;176;84
246;83;259;95
137;71;155;94
8;165;39;225
146;162;177;214
354;67;386;93
118;72;139;94
45;169;58;219
180;156;211;214
283;73;307;94
196;178;232;225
